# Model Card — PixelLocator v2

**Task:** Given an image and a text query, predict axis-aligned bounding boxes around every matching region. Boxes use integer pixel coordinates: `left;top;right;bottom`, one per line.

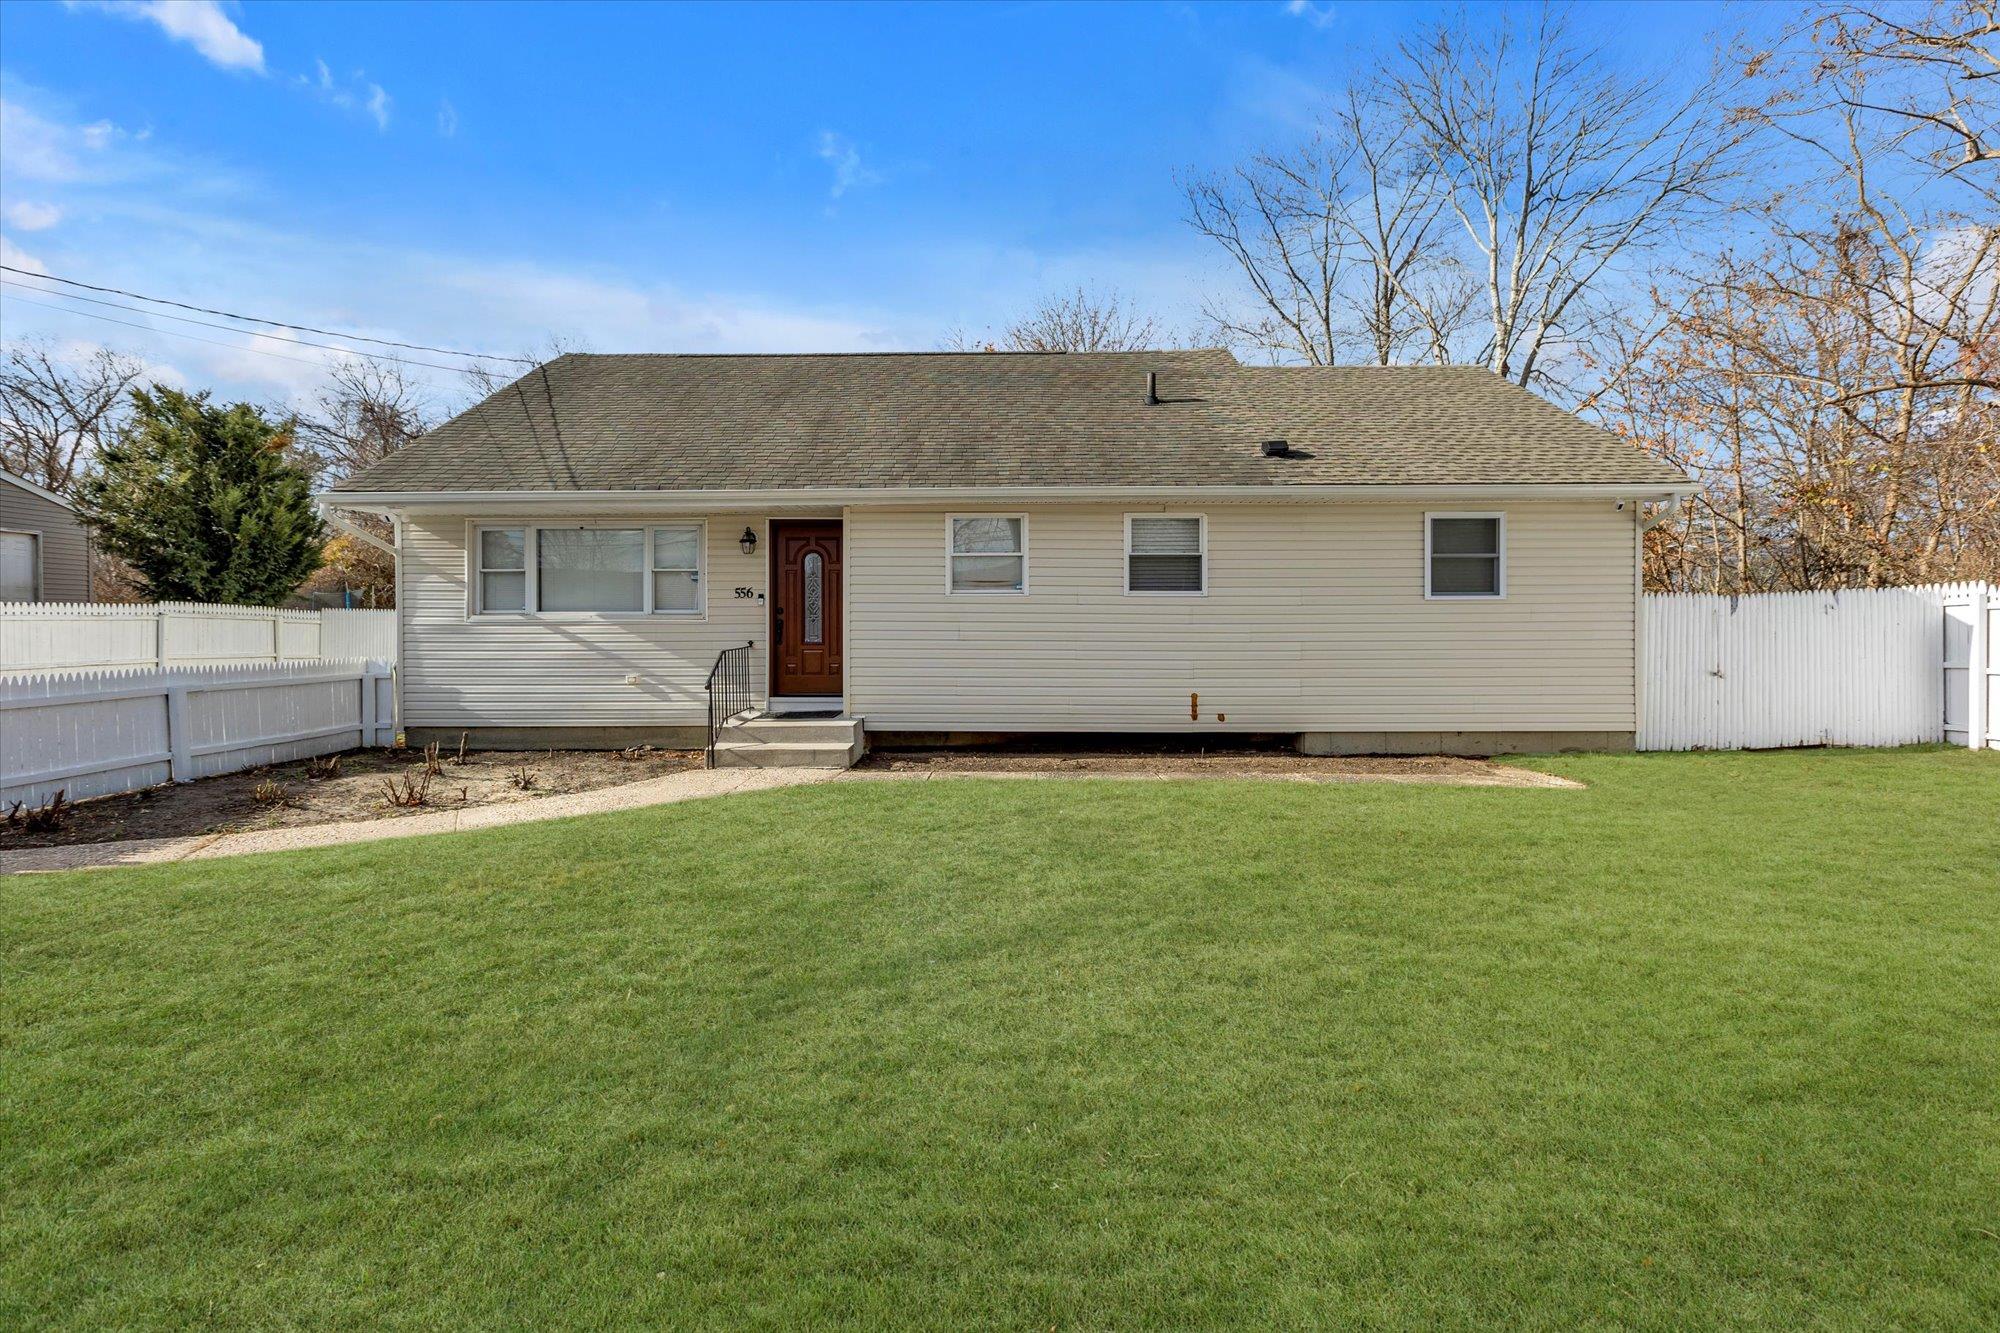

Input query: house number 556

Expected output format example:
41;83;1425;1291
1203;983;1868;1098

733;587;757;598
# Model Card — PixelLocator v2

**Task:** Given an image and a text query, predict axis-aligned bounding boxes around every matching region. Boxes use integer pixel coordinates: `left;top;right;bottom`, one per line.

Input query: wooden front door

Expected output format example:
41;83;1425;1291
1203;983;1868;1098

771;521;842;696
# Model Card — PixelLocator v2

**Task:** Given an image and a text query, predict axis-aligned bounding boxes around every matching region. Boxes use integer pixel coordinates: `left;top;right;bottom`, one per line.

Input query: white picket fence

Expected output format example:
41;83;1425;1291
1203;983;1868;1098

0;601;396;674
1;659;396;807
1641;581;1995;751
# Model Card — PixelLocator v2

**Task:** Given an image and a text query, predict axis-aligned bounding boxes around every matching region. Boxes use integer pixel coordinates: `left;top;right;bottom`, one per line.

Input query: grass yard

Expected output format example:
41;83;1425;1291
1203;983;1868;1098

3;750;1996;1328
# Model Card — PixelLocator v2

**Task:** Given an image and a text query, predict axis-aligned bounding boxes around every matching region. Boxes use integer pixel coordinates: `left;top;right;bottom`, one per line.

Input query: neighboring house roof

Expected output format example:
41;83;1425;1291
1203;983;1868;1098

332;349;1690;496
0;468;79;511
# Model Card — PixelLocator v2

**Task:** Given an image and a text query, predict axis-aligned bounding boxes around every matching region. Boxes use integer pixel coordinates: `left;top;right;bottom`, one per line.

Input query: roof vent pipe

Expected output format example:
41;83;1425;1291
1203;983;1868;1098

1145;371;1159;406
1262;439;1290;457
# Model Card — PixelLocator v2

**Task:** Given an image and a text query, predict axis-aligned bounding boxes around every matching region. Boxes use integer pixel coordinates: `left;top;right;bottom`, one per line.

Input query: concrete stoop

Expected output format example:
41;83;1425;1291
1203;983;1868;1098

711;712;865;769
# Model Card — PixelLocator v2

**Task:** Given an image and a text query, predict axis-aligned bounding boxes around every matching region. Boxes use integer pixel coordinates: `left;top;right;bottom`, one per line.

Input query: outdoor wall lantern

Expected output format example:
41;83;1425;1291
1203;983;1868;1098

739;527;759;556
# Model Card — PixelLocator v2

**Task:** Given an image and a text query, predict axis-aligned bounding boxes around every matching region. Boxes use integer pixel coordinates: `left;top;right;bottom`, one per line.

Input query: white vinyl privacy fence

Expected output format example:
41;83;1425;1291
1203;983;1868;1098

0;601;395;673
1641;582;1994;752
1;660;396;807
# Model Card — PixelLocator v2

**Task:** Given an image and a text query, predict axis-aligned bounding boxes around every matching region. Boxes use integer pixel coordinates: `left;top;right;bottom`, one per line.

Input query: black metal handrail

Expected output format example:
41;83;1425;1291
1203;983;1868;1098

705;641;755;768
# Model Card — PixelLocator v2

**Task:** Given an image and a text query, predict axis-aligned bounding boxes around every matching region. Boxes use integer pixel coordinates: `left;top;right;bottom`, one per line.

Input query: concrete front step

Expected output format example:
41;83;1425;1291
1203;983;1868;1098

712;738;864;769
712;713;865;768
724;716;864;746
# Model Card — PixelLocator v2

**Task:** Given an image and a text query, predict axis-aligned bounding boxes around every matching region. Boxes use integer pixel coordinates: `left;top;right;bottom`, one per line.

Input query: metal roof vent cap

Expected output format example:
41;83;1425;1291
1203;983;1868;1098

1145;371;1159;406
1262;439;1290;458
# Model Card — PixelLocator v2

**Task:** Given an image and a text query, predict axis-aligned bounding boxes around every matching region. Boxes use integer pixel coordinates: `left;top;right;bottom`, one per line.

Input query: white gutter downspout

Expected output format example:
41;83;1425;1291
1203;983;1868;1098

1640;494;1682;532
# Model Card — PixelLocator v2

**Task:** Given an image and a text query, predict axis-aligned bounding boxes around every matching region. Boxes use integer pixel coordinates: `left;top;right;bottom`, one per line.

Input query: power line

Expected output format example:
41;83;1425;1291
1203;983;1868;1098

0;291;460;385
0;278;516;377
0;263;536;365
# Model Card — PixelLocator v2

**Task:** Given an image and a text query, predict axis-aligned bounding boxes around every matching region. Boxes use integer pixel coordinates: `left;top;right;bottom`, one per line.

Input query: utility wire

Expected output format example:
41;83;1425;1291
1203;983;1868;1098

0;263;536;365
0;291;460;385
0;278;517;376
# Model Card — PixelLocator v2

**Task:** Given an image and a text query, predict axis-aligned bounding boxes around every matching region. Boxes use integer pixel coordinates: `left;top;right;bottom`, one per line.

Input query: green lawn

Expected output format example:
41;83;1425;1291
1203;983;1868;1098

4;750;1996;1329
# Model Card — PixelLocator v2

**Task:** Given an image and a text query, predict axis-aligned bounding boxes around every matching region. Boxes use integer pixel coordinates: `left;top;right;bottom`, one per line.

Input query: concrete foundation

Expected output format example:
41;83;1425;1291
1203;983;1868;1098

405;725;709;751
1296;730;1635;757
406;725;1631;757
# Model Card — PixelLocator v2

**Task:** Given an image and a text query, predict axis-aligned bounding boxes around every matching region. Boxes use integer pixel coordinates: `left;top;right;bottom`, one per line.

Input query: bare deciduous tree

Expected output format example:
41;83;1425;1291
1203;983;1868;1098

293;358;439;609
458;334;590;403
1390;5;1751;389
1185;6;1745;390
1183;92;1480;367
942;288;1165;352
294;357;434;485
1332;88;1484;366
1184;137;1353;363
1601;2;2000;590
1812;0;2000;201
0;340;146;494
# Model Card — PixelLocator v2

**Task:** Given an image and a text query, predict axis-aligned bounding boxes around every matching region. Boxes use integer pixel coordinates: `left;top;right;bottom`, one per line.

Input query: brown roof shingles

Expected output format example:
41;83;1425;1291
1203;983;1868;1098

333;349;1688;493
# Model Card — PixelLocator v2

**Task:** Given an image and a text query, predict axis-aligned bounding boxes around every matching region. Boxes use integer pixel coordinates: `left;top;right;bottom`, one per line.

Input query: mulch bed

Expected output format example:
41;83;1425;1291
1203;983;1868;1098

1;745;700;849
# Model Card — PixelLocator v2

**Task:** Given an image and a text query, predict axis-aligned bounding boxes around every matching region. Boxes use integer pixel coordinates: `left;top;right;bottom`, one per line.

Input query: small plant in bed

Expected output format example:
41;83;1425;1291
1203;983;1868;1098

4;790;71;833
380;769;439;808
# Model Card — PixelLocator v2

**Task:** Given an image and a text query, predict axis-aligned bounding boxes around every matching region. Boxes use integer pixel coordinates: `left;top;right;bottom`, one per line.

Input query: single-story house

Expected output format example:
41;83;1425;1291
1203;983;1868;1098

1;468;92;603
325;350;1696;765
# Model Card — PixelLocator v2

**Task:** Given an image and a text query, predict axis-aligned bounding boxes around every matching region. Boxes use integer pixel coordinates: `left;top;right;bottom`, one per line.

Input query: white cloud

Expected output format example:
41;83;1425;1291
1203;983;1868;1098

437;98;458;138
1282;1;1338;28
1;99;87;182
72;1;266;74
0;99;153;183
0;234;49;275
304;59;392;131
815;130;882;199
3;201;63;231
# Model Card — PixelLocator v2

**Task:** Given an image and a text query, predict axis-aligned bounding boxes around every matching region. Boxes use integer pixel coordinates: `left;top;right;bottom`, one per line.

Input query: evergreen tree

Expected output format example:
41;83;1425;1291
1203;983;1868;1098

77;387;326;606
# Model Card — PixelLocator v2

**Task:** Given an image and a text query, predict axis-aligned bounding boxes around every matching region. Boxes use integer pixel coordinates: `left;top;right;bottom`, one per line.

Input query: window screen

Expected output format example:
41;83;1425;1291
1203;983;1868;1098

1127;516;1204;593
1428;516;1502;597
950;516;1025;592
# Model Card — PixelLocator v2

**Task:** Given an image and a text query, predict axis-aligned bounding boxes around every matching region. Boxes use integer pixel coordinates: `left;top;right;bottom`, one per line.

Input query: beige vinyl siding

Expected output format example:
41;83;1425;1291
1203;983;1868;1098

845;502;1638;733
0;478;92;602
399;515;770;728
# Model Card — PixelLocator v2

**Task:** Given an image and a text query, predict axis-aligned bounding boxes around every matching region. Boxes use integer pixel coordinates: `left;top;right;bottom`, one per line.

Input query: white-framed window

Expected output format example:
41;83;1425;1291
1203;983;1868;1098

0;530;39;601
1425;513;1505;599
1125;514;1206;595
477;526;527;612
651;525;703;613
947;514;1027;594
473;523;705;616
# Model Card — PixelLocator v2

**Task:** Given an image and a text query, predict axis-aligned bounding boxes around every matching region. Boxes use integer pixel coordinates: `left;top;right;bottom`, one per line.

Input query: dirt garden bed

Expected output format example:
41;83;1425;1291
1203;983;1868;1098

854;746;1572;786
1;745;701;849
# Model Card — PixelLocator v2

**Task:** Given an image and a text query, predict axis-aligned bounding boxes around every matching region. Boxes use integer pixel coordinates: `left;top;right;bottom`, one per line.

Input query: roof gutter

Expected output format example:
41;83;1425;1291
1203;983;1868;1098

321;480;1700;515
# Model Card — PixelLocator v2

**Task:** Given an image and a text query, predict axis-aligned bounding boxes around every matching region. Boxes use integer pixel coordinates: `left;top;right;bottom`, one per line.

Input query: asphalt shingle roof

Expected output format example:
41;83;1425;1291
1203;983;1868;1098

333;349;1688;493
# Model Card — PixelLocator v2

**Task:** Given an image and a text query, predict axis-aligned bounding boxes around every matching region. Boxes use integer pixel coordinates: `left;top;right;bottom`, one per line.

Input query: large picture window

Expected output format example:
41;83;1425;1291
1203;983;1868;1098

1125;515;1205;594
1425;513;1505;599
947;515;1026;594
474;524;705;615
539;528;644;612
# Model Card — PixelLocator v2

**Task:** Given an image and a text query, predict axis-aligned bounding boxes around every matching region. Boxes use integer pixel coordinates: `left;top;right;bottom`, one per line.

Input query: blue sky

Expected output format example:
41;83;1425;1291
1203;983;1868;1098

0;0;1749;407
